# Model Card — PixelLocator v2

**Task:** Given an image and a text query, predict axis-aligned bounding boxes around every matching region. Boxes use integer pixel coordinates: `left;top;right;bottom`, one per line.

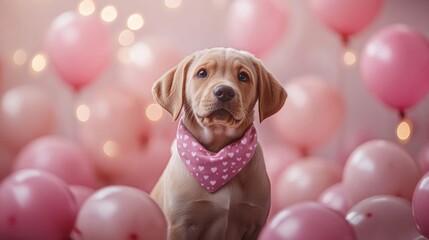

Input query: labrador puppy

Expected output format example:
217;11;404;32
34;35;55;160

150;47;286;240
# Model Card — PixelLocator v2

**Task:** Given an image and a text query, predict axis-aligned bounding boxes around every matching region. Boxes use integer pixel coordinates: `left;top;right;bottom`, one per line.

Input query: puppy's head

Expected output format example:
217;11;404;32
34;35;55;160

152;48;286;128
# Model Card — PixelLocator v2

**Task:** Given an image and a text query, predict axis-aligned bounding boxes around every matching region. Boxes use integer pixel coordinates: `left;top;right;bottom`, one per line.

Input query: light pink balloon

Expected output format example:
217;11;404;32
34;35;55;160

263;143;302;183
260;201;356;240
119;35;183;101
318;183;353;215
309;0;383;40
346;196;422;240
273;156;342;211
45;11;111;90
226;0;287;57
0;169;77;240
74;186;167;240
110;136;171;192
0;85;56;150
417;143;429;174
14;135;97;188
343;140;422;205
360;24;429;110
271;76;345;152
69;185;95;211
78;85;143;174
413;172;429;238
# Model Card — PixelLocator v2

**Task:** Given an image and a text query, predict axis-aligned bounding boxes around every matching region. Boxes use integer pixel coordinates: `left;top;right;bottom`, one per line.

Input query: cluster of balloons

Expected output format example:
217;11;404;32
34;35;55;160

260;140;429;240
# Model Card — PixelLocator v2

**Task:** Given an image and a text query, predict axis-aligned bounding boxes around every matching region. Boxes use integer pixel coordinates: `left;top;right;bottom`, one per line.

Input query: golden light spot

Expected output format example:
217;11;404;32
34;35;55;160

31;53;47;73
103;141;120;158
13;49;27;65
127;13;144;31
78;0;96;16
100;5;117;22
146;103;163;122
343;51;357;66
76;104;91;122
118;29;135;47
165;0;182;8
396;119;412;143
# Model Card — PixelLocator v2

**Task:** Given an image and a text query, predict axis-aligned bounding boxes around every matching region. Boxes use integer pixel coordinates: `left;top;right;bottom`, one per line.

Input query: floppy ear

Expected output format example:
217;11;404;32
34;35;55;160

254;59;287;122
152;55;193;121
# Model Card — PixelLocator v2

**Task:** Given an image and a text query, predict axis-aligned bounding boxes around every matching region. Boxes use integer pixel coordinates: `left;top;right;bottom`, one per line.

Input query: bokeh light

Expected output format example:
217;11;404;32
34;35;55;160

13;49;27;65
165;0;182;9
146;103;163;122
103;140;120;158
76;104;91;122
78;0;96;16
117;47;132;64
31;53;47;73
343;51;356;66
118;29;135;47
100;5;118;22
127;13;144;31
396;119;412;143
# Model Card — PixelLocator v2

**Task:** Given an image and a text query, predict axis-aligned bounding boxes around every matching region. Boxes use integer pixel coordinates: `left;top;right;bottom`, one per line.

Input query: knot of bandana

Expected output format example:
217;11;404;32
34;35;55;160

176;121;258;193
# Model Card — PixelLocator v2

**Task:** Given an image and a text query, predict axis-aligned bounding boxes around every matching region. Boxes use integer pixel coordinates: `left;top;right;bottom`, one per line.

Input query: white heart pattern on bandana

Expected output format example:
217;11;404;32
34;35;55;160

177;120;257;193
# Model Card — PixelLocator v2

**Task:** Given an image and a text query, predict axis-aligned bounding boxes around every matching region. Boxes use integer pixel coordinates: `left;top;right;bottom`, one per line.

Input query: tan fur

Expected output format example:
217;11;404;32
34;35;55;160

151;48;287;240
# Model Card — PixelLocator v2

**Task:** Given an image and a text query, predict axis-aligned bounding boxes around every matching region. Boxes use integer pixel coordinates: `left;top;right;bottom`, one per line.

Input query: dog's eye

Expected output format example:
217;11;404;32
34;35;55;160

238;71;249;82
197;68;208;78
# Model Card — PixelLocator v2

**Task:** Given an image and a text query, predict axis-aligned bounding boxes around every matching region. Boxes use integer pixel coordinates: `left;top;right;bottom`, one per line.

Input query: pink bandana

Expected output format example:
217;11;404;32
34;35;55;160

177;121;257;193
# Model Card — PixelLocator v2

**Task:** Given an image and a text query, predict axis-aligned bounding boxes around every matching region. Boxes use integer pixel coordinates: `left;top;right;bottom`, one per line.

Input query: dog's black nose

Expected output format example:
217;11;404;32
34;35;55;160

213;85;235;102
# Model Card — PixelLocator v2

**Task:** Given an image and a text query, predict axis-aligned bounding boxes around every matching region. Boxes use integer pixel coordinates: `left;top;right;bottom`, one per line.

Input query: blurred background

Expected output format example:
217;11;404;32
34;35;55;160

1;0;429;218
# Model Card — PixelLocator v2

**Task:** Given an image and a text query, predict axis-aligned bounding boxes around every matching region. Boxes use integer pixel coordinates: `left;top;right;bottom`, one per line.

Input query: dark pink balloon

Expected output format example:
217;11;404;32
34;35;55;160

0;85;56;150
318;183;352;215
360;24;429;110
226;0;287;57
260;202;356;240
273;156;342;211
45;11;111;90
0;170;77;240
343;140;422;205
347;196;422;240
309;0;383;39
14;135;97;188
272;76;346;152
74;186;167;240
413;172;429;238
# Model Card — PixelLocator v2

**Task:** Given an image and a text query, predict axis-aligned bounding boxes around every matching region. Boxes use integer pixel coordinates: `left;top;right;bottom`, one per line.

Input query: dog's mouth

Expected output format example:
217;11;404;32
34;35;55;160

197;108;241;126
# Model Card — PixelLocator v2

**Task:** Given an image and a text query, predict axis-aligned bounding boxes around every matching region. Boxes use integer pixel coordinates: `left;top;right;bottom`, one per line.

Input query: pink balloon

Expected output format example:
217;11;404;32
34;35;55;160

273;156;342;211
119;35;183;101
346;196;422;240
271;76;345;152
109;136;171;192
263;143;302;183
226;0;287;57
318;183;353;215
0;169;77;240
14;135;97;188
417;143;429;173
74;186;167;240
413;172;429;238
78;85;144;173
360;24;429;110
260;201;356;240
45;11;111;90
69;185;95;211
0;147;14;181
343;140;422;205
309;0;383;40
0;85;56;150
